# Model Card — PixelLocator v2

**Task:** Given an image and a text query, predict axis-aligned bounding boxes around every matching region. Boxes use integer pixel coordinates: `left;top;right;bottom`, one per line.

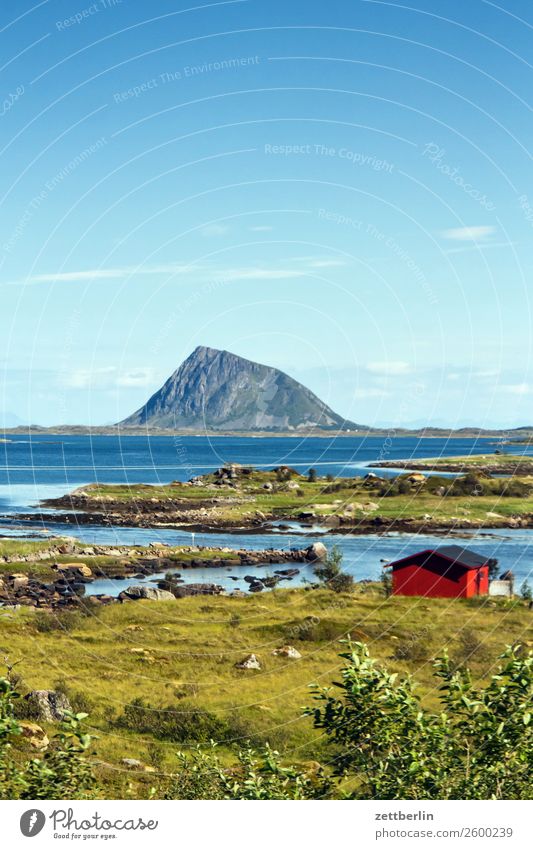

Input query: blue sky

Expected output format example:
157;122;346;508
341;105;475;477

1;0;532;427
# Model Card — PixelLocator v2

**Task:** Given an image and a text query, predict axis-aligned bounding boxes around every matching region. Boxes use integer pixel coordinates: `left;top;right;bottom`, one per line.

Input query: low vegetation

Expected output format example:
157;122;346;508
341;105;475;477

40;463;533;531
2;640;532;800
1;583;533;798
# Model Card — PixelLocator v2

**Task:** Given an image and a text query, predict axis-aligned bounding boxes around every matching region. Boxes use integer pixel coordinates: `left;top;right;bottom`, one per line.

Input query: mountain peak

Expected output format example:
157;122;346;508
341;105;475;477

121;348;359;432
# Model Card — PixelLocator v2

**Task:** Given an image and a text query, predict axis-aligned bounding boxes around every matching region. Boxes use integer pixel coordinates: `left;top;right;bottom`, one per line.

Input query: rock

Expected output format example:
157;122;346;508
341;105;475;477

261;576;281;588
407;473;426;483
12;575;29;591
56;563;92;578
486;511;505;519
321;515;341;528
306;542;328;562
19;721;49;749
173;583;224;598
121;758;144;770
123;585;175;601
272;645;302;659
262;482;273;490
24;690;71;722
235;654;261;670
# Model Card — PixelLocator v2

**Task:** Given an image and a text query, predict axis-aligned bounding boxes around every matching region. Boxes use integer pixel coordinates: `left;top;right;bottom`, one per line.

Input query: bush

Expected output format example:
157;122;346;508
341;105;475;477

117;698;249;744
0;678;94;800
54;678;95;715
392;639;430;663
162;743;331;800
314;546;354;594
520;581;533;601
34;611;82;633
306;641;533;799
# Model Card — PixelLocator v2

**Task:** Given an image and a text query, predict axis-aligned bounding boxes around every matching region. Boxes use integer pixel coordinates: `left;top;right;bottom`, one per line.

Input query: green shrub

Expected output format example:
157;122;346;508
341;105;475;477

117;698;251;745
314;546;354;594
0;678;94;800
306;641;533;799
162;743;331;800
34;611;83;633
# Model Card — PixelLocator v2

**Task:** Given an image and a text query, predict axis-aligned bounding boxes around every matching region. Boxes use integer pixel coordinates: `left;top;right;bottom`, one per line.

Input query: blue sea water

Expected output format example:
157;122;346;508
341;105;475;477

1;434;532;591
0;433;516;513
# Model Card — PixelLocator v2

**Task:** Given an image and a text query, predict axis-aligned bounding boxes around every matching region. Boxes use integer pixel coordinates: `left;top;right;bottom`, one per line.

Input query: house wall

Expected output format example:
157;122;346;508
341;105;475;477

391;553;487;599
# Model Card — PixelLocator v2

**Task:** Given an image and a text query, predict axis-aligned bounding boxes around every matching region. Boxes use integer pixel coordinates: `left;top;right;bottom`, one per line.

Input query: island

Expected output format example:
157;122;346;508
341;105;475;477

26;459;533;534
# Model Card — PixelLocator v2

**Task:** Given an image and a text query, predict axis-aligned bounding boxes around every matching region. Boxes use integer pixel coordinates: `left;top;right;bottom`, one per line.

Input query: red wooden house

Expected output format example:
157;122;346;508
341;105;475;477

388;545;490;599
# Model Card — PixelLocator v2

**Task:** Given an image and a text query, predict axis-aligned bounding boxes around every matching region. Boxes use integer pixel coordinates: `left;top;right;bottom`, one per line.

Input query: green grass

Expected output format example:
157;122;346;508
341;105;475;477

2;586;532;798
67;467;533;529
378;453;533;470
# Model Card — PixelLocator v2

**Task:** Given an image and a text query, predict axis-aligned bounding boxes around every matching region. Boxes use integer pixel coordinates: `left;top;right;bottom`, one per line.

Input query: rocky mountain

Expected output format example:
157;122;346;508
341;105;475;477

120;346;358;431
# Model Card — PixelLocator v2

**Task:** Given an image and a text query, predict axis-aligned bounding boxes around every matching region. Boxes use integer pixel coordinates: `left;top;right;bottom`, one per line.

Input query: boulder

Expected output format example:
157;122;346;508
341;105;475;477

123;585;175;601
305;542;328;562
56;563;92;578
19;721;49;749
173;583;224;598
24;690;71;722
235;654;261;670
272;645;302;659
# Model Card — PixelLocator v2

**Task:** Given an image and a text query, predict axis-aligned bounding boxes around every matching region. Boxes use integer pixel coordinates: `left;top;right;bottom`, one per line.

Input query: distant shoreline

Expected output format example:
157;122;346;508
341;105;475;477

2;425;532;439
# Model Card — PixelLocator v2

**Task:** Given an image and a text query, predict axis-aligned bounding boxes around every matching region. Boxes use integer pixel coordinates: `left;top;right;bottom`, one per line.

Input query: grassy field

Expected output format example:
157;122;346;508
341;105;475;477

372;453;533;471
2;584;532;798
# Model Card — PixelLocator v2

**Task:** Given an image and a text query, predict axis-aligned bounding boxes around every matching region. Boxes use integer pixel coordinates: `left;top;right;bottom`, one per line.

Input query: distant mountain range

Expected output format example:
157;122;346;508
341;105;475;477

120;346;359;431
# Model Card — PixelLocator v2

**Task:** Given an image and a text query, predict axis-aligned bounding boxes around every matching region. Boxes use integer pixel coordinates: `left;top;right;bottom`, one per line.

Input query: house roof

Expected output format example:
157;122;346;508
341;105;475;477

434;545;488;568
388;545;488;571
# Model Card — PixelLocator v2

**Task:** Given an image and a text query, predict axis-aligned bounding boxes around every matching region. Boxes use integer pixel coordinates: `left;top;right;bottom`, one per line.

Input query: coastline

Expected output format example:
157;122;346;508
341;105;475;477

3;425;533;439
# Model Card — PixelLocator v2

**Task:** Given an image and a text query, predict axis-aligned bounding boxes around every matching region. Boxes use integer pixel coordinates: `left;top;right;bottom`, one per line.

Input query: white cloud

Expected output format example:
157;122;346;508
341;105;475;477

63;367;154;390
288;256;347;269
5;264;193;286
201;224;229;237
305;258;347;268
501;383;531;395
366;361;411;376
64;367;116;389
441;226;496;242
226;267;306;280
474;369;500;379
116;368;155;387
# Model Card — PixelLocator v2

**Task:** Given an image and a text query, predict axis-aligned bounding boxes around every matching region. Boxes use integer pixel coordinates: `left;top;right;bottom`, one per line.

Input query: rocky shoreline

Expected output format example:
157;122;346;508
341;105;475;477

14;505;533;536
0;540;326;611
